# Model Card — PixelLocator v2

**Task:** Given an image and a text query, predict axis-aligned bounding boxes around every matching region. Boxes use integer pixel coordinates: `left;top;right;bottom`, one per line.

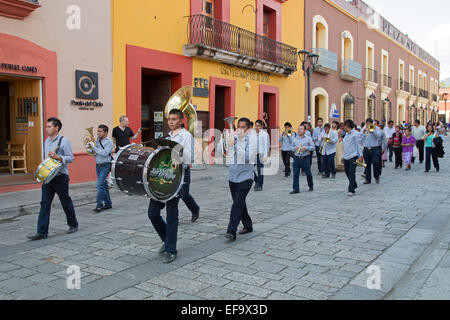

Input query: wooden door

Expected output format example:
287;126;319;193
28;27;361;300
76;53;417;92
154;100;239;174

9;78;42;172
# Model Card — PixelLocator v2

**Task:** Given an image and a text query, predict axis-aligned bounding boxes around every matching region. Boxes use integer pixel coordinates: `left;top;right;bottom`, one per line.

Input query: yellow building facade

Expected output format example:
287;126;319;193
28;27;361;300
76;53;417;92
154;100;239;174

112;0;305;155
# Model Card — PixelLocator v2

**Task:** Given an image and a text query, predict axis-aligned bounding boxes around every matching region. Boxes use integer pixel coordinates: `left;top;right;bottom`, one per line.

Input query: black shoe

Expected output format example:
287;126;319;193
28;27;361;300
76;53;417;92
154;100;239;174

309;187;314;192
239;228;253;235
375;178;380;184
363;181;371;184
224;233;236;241
158;243;166;254
27;233;46;241
191;212;199;223
394;166;399;169
93;207;103;213
331;174;336;179
322;175;330;179
290;190;300;194
102;205;112;211
425;170;429;173
67;226;78;234
254;186;263;192
163;253;177;264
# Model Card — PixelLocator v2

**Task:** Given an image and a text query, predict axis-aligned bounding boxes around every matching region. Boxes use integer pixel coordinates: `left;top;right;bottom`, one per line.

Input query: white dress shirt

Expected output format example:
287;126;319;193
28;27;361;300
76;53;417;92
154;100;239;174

167;128;194;165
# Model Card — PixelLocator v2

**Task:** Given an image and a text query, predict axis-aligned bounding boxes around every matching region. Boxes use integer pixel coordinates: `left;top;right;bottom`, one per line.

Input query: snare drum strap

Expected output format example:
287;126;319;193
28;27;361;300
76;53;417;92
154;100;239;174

54;136;64;154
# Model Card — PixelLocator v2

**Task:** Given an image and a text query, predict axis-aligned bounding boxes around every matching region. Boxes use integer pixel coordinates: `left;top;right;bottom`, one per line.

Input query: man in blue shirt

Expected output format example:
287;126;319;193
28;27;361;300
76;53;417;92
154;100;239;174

221;117;257;241
319;123;339;179
279;122;296;177
361;118;383;184
312;118;324;174
253;120;270;191
86;125;114;213
342;120;363;196
290;124;315;194
28;118;78;241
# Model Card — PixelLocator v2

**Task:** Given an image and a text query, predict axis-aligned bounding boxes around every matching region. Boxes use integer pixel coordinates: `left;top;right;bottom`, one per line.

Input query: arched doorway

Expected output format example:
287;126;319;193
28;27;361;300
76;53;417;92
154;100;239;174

342;93;354;121
311;87;329;124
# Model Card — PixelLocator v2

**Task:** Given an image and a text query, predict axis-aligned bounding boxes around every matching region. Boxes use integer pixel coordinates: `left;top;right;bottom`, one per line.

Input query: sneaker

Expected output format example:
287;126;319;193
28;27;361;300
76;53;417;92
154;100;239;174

102;205;112;211
224;233;236;241
93;207;102;213
27;233;47;241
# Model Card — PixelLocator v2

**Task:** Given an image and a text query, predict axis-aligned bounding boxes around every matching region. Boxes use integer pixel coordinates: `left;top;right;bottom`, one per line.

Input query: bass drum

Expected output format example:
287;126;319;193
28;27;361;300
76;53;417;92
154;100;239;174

111;144;185;203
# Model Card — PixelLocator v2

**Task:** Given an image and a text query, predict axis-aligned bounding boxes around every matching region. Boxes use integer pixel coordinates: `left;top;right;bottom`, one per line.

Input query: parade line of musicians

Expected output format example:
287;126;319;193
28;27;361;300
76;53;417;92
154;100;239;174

27;114;447;263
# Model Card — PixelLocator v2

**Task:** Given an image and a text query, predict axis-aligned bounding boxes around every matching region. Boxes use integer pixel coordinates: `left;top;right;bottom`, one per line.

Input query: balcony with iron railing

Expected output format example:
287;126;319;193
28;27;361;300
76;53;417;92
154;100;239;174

364;68;378;84
432;93;438;102
409;85;417;96
418;89;429;99
397;79;410;92
311;48;337;75
341;59;361;82
0;0;40;20
184;14;298;76
380;74;392;89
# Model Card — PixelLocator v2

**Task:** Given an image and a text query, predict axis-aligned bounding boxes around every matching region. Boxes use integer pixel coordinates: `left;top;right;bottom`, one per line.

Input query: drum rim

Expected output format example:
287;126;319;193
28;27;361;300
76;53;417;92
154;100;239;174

43;163;63;184
111;143;138;196
143;145;185;203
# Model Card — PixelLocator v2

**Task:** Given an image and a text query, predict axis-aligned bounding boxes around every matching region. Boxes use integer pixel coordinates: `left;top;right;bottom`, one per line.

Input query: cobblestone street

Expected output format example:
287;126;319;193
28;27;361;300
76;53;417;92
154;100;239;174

0;140;449;300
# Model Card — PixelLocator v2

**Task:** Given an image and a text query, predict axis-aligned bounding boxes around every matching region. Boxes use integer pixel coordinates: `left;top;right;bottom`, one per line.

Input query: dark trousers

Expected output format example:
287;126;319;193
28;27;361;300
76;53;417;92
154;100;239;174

388;143;394;161
281;151;292;176
322;153;336;177
293;156;314;192
254;155;264;187
413;140;425;163
393;147;402;168
96;163;112;208
227;179;253;236
315;146;323;173
344;157;358;193
148;196;181;254
363;147;381;183
37;174;78;238
179;167;199;215
425;147;439;171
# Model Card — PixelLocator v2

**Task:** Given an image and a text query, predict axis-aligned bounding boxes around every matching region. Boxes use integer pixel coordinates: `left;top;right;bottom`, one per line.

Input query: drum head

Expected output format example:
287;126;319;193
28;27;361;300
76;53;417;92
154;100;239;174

145;146;184;202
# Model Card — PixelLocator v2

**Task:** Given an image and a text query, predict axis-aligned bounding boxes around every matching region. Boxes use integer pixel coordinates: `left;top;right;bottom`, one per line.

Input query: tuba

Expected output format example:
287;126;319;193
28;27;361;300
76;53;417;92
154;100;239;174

164;86;197;137
367;123;376;133
286;129;293;137
83;127;96;156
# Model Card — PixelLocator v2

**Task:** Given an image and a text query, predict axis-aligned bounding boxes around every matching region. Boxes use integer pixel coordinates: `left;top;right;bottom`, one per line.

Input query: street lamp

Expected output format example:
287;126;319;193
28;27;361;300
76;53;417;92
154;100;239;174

298;50;319;123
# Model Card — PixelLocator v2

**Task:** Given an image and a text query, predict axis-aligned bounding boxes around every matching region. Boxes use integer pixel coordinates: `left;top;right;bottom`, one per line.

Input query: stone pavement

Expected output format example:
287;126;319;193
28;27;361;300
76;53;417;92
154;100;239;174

0;139;449;300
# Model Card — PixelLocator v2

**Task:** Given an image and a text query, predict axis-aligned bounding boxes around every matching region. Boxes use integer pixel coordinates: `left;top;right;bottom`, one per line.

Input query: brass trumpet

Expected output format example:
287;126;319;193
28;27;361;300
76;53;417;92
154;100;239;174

354;160;367;168
83;127;96;156
367;123;376;133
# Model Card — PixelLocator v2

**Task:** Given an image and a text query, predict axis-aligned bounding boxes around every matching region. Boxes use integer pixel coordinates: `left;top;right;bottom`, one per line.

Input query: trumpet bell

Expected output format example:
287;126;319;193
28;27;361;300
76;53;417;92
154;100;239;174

286;129;293;137
368;124;376;133
164;86;197;137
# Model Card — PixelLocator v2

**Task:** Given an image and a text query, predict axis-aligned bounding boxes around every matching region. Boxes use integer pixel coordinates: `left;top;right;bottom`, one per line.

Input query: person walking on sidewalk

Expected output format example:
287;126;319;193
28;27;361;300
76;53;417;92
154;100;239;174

411;120;426;164
28;118;78;241
401;127;416;171
383;120;395;163
86;124;114;213
312;118;324;175
279;122;296;178
341;120;363;197
424;124;440;173
319;123;338;179
220;118;257;241
253;120;270;191
290;124;315;194
392;125;403;169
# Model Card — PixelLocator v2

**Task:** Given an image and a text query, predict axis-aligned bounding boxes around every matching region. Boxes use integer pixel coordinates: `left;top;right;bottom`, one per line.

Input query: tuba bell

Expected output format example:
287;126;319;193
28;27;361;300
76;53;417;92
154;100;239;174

164;86;197;137
222;117;237;164
83;127;96;156
367;123;376;133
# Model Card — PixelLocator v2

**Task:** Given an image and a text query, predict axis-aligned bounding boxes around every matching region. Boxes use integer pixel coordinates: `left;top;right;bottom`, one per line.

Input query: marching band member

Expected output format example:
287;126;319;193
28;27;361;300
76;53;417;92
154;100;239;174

220;118;257;241
319;123;338;179
86;125;114;213
253;120;270;191
290;124;314;194
341;120;363;196
361;118;383;184
148;109;198;263
27;118;79;241
384;120;396;163
312;118;324;175
279;122;296;178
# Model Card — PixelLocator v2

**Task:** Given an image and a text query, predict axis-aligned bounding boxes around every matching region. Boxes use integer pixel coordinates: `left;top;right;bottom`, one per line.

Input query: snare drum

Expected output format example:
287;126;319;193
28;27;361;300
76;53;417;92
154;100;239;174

111;143;185;203
34;158;63;184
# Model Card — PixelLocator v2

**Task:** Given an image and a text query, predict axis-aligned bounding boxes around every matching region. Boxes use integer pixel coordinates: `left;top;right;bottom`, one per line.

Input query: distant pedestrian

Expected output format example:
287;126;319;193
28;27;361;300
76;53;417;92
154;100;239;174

401;128;416;171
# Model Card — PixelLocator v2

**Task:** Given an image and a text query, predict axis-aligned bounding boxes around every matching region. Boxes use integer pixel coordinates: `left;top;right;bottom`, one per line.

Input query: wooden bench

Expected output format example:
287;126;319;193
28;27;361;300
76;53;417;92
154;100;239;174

0;141;27;174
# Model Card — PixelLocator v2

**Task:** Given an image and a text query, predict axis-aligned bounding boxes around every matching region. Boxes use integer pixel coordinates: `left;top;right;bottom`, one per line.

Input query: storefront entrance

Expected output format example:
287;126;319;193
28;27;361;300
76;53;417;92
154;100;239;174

0;74;43;185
